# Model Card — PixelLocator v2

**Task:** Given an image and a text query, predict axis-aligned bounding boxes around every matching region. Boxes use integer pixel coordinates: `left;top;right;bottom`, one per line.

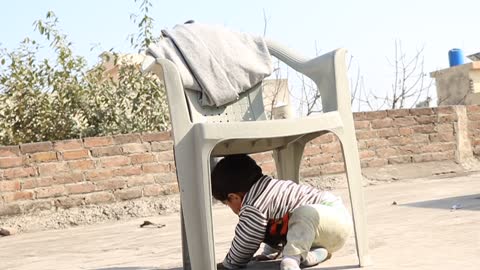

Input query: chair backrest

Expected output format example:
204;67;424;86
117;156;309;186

185;83;267;124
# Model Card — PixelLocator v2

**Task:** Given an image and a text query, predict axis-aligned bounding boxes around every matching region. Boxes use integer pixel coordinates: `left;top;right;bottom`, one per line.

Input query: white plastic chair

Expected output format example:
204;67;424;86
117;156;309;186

142;39;371;270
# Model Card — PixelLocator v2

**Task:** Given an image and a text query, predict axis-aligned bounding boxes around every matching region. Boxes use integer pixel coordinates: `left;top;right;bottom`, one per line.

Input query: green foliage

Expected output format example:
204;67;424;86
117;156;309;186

0;10;169;145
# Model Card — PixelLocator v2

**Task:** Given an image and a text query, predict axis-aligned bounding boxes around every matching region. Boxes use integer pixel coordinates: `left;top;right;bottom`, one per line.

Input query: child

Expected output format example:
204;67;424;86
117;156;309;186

212;154;352;270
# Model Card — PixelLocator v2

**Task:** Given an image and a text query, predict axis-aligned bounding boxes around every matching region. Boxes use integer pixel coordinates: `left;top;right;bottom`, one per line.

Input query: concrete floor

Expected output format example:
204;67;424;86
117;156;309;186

1;173;479;270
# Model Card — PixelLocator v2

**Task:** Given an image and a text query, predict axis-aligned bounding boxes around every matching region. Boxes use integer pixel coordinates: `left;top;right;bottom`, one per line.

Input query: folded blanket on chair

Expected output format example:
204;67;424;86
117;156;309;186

146;22;273;107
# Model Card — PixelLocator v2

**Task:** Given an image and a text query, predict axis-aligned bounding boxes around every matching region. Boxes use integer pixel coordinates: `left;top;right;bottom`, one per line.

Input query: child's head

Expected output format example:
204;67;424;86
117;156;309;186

211;154;263;203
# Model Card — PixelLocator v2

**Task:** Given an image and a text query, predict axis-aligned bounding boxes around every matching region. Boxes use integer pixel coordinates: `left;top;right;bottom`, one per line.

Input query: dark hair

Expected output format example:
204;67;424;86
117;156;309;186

211;154;263;201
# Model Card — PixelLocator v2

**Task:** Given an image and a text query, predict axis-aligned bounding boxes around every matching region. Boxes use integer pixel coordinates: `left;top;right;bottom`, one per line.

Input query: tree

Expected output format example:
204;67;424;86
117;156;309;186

0;3;169;145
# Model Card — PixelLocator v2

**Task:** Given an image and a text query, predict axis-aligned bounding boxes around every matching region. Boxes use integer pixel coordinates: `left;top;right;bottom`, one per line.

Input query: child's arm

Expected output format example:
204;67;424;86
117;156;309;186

221;205;268;268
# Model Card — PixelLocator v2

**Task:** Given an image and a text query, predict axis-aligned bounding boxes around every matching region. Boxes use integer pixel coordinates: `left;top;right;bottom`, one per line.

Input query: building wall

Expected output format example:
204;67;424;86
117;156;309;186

1;105;479;217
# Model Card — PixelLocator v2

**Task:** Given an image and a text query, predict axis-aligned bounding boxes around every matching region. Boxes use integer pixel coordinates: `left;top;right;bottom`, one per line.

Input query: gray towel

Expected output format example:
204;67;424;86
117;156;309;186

147;23;273;107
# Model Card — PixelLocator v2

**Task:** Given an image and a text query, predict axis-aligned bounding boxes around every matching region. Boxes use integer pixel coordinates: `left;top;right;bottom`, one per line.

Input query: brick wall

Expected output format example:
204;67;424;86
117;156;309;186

1;105;479;217
0;133;177;216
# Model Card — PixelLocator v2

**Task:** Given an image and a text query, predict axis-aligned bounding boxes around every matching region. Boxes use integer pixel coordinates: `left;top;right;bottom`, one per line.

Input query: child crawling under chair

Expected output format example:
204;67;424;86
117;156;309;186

212;154;352;270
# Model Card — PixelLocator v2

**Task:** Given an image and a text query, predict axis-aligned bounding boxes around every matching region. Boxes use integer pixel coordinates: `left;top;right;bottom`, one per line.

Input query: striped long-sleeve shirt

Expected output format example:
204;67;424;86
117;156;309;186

222;175;342;268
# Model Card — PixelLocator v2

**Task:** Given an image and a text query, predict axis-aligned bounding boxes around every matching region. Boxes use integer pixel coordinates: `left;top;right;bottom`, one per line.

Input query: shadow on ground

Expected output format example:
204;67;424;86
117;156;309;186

402;194;480;211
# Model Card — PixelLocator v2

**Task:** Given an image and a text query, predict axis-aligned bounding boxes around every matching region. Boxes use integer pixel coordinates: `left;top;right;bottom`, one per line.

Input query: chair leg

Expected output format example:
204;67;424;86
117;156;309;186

273;141;305;183
174;137;217;270
337;132;372;267
181;206;192;270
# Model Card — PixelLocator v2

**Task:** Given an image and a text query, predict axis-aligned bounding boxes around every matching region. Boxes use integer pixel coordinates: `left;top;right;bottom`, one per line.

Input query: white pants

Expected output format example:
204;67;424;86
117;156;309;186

282;204;352;260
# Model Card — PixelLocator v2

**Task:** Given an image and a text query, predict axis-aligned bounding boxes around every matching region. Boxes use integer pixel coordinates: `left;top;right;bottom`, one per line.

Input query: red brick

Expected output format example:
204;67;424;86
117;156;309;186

20;142;52;154
0;180;21;192
311;133;335;144
53;139;83;151
0;157;23;168
53;173;83;185
21;178;38;189
309;154;334;166
141;131;171;142
467;113;480;121
412;125;436;134
393;117;417;127
153;173;177;184
353;112;366;121
322;163;345;174
410;108;434;115
98;156;131;167
3;167;37;179
388;136;413;146
84;136;114;147
303;145;322;156
397;145;423;155
31;152;58;163
430;150;455;161
364;111;388;120
399;127;414;136
114;166;142;177
95;178;126;191
121;143;150;154
371;118;393;129
377;128;399;138
364;138;390;148
438;114;458;123
38;162;69;176
321;142;342;153
354;120;370;130
114;187;143;200
412;134;429;144
113;133;142;144
376;148;398;158
155;151;173;162
68;160;95;171
437;124;454;133
130;153;156;164
415;115;437;125
66;182;96;194
143;184;164;196
62;149;90;160
0;146;20;157
142;163;170;174
441;131;460;147
85;192;115;204
85;169;114;181
151;141;173;152
90;146;123;157
359;150;376;159
2;190;34;202
355;130;377;140
387;109;410;118
36;185;65;198
250;152;270;163
260;162;276;175
126;175;155;187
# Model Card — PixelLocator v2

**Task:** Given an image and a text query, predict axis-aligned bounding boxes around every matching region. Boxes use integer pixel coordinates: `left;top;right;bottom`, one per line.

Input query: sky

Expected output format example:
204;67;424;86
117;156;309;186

1;0;480;112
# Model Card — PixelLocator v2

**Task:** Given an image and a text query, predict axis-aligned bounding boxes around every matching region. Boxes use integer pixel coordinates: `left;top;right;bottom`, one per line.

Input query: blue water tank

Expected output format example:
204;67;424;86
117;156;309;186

448;48;464;67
